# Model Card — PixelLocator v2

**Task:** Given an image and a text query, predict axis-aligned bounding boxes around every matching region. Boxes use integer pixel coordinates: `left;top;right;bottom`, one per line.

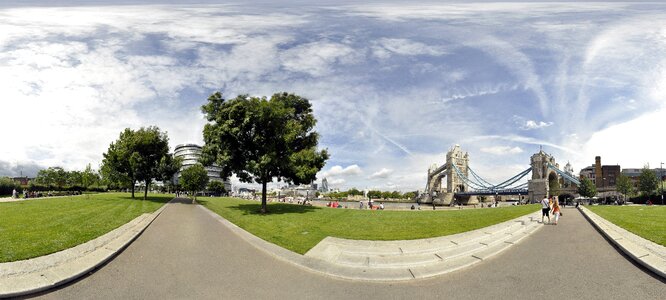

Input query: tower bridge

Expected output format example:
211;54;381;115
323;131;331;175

420;145;580;205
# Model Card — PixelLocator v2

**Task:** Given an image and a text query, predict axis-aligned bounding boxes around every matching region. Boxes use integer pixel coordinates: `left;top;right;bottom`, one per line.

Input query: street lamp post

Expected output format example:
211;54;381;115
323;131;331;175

659;162;664;205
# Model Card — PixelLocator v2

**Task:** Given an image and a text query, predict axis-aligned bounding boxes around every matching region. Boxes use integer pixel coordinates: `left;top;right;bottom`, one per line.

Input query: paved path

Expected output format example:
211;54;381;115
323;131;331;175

34;200;665;299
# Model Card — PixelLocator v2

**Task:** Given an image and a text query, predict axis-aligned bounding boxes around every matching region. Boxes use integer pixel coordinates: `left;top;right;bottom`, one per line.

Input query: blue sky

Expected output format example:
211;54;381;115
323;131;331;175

1;1;665;191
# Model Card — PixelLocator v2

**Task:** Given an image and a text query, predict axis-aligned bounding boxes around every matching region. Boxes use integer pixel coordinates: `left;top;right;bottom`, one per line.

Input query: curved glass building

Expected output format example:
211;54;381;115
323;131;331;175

174;144;231;192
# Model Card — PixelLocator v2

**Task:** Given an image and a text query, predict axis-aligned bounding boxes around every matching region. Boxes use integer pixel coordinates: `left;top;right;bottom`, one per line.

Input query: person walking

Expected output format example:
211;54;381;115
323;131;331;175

359;201;364;209
552;199;562;225
541;196;550;224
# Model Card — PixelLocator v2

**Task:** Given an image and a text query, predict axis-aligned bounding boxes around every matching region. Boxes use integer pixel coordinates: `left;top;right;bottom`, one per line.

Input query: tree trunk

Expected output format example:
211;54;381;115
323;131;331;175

144;180;149;200
131;179;135;198
260;180;268;214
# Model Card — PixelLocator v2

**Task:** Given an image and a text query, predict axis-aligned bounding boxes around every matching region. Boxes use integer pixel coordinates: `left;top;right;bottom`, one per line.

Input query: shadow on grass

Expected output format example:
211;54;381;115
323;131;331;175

199;200;322;215
111;195;173;204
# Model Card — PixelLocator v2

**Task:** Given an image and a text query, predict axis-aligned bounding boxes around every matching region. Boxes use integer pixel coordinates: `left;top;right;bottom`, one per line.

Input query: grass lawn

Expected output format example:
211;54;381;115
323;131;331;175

587;205;666;246
198;197;539;254
0;192;172;263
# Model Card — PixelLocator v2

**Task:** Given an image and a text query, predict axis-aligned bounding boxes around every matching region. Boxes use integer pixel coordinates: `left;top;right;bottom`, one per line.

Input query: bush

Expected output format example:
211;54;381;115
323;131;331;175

86;184;108;192
0;177;20;196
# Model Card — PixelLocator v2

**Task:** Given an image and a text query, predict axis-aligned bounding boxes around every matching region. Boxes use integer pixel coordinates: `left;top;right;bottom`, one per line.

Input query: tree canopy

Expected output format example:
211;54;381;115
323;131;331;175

577;176;597;199
101;126;174;199
616;174;633;203
207;180;227;196
180;164;209;200
638;167;659;197
201;92;329;213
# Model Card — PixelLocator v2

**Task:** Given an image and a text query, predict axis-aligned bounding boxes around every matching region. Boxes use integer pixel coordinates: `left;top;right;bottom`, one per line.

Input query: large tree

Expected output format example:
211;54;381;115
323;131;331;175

180;164;209;201
578;176;597;199
35;167;68;190
102;128;136;197
157;155;182;193
201;92;329;213
616;173;633;204
638;167;659;198
101;127;171;199
207;180;227;196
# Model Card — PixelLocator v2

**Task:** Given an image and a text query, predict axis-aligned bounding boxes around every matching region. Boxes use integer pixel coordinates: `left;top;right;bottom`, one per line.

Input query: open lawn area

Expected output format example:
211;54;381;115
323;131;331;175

587;205;666;246
0;193;172;263
198;197;539;254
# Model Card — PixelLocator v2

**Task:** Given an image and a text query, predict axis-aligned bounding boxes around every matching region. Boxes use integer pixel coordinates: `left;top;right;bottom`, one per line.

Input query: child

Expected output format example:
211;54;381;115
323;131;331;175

552;199;561;225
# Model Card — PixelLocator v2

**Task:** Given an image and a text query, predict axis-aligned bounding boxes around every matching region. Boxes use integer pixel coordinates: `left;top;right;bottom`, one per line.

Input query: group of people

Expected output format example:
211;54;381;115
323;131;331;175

358;200;385;210
541;195;562;225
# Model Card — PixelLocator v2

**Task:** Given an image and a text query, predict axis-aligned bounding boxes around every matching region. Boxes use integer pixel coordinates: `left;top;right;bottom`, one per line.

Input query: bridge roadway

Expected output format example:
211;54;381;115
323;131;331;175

34;198;665;299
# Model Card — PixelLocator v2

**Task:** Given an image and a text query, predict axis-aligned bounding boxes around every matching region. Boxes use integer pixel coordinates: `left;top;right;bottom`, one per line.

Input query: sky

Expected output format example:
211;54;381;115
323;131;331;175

0;1;664;192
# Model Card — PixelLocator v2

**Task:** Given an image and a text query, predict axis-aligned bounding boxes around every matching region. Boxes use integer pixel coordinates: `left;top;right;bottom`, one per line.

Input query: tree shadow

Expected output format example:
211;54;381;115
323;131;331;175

105;194;174;205
199;200;321;215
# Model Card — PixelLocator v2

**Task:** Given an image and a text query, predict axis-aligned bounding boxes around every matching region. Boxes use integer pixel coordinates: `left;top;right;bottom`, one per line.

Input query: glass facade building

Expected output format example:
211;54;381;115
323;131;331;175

173;144;231;192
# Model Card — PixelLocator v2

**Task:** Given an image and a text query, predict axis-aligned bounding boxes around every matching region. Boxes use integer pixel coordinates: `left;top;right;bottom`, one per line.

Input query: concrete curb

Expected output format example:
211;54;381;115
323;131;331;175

578;206;666;279
199;204;542;282
0;198;174;298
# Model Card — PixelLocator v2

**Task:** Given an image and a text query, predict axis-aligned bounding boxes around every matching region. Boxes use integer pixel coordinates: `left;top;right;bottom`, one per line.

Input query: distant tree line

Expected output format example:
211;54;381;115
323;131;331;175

325;188;417;200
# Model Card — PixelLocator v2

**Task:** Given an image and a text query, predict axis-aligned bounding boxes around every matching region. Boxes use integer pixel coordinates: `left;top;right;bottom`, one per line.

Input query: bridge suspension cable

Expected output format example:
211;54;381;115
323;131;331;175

547;163;580;186
451;164;532;192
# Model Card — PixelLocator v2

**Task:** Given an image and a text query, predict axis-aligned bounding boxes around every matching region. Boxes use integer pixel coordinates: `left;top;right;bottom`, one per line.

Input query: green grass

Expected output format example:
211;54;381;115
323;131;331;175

0;192;172;263
587;205;666;246
198;197;539;254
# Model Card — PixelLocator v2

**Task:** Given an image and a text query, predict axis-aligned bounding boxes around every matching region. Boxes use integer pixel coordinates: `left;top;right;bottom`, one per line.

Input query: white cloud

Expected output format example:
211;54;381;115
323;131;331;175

281;41;358;76
480;146;524;155
372;38;446;59
578;107;666;171
328;178;346;186
512;115;554;130
320;164;362;178
437;83;518;104
369;168;393;179
522;120;554;130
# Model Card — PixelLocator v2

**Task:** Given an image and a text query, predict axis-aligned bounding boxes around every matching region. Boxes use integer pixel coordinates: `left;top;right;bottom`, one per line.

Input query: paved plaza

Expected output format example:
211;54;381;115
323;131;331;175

34;199;665;299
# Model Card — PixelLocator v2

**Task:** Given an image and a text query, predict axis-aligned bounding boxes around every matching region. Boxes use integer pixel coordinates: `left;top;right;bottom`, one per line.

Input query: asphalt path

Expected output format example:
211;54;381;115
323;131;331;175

32;199;665;299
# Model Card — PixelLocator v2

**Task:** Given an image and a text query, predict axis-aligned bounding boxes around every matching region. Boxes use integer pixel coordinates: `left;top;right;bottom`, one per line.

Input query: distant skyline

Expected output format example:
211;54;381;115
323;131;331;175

1;1;665;191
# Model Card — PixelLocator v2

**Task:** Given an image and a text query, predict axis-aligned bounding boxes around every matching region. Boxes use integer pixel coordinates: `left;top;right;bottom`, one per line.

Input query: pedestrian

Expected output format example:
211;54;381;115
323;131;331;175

541;196;550;224
411;204;415;210
379;202;384;210
359;201;364;209
552;199;562;225
12;188;17;199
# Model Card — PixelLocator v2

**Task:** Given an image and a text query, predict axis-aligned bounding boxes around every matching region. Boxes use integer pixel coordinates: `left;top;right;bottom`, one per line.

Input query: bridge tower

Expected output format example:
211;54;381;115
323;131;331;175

421;144;470;205
446;144;469;193
527;150;559;203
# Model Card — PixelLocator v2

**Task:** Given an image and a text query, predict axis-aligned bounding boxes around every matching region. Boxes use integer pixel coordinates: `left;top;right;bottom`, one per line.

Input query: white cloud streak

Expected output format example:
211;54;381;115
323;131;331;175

480;146;524;155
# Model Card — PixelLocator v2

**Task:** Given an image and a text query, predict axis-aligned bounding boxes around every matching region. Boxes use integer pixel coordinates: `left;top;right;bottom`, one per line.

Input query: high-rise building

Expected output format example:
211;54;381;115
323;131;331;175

320;177;329;192
173;144;231;192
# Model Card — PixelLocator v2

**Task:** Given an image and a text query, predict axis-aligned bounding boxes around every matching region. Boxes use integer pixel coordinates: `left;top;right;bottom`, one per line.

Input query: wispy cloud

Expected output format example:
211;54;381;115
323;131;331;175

436;83;518;104
369;168;392;179
480;146;524;155
1;2;664;192
372;38;447;59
